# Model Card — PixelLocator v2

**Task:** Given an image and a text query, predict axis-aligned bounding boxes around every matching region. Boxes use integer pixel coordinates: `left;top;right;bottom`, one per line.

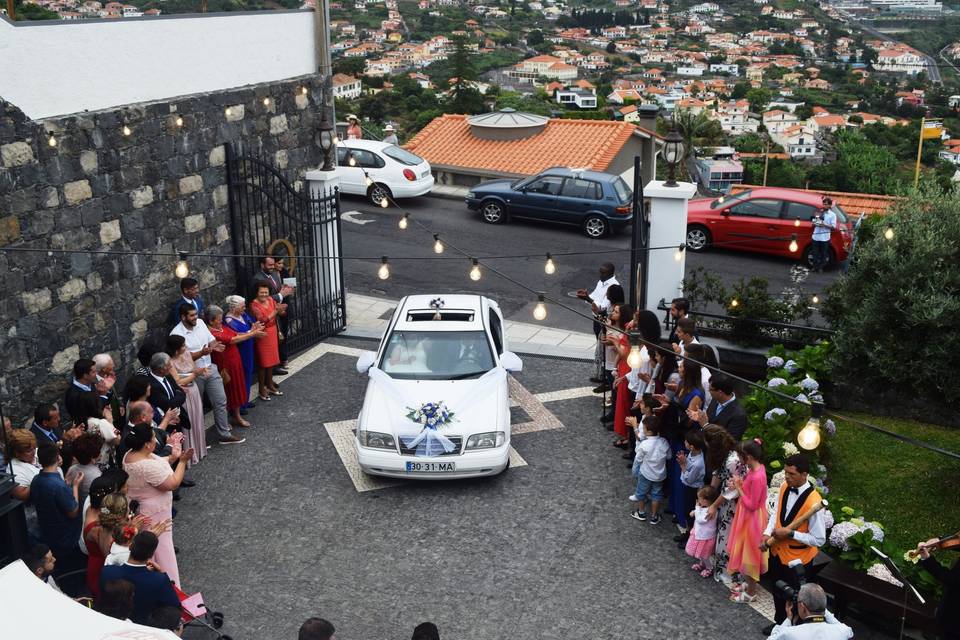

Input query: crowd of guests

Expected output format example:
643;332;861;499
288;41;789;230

0;255;298;632
579;264;851;638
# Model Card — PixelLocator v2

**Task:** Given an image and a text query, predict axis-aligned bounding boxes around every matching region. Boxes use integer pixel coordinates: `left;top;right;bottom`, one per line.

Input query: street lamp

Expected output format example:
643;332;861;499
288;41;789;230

662;124;685;188
317;111;336;172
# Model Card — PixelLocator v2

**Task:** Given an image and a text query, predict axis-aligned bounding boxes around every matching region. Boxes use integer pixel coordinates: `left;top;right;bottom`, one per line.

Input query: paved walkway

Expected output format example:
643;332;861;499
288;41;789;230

344;292;598;360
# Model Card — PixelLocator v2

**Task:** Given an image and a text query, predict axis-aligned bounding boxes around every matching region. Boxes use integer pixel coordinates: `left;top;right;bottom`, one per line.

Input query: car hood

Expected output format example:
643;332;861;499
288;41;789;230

688;198;716;214
471;179;516;193
360;367;508;437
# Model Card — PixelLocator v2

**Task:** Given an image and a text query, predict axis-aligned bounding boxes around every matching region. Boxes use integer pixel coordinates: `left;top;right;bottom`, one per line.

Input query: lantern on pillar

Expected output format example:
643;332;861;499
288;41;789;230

662;125;685;188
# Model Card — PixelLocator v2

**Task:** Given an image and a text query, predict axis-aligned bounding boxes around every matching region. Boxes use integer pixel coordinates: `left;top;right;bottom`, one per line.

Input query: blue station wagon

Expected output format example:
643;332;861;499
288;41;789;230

465;167;634;238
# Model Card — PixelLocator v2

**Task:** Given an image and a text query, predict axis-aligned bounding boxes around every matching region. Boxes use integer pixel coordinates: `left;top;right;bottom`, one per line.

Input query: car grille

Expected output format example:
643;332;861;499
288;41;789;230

398;436;462;456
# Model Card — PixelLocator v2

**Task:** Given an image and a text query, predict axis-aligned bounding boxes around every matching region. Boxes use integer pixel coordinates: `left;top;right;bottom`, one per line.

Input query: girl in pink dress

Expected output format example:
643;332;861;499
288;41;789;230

727;438;769;603
122;423;193;588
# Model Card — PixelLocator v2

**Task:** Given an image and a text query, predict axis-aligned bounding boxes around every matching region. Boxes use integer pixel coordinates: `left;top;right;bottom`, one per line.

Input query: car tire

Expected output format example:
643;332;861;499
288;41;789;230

480;200;506;224
685;225;711;252
368;183;392;206
582;215;608;238
802;245;836;269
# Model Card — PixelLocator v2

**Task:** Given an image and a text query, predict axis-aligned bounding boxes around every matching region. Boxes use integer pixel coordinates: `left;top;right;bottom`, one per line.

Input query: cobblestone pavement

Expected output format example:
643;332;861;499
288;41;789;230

175;338;895;640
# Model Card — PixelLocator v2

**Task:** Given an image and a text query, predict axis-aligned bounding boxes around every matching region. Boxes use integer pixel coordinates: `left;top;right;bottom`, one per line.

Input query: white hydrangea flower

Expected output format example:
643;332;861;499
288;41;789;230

800;376;820;392
784;360;799;374
770;470;786;489
795;393;810;404
825;419;837;436
863;521;884;543
867;563;903;588
767;377;788;388
782;442;799;457
767;356;785;369
764;407;788;422
766;487;781;515
829;521;861;551
822;509;835;529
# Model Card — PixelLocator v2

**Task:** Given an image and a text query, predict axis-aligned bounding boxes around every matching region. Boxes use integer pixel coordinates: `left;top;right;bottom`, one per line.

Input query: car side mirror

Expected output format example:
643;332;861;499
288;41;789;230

720;209;731;216
500;351;523;373
356;351;377;374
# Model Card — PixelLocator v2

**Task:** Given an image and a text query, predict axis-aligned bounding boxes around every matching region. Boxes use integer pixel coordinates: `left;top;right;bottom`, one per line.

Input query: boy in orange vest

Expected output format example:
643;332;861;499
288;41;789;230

761;453;827;632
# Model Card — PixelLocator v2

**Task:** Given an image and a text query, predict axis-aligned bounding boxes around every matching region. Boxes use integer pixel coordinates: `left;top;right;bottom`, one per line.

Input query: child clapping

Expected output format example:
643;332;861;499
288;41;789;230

686;485;719;577
628;416;671;524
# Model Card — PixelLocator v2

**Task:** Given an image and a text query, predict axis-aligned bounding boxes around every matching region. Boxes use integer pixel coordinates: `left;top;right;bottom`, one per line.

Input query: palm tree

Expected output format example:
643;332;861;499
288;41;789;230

671;108;714;181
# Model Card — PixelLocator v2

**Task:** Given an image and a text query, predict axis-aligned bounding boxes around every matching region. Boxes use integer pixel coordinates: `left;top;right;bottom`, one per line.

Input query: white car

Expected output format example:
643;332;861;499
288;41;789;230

354;294;522;480
335;139;434;205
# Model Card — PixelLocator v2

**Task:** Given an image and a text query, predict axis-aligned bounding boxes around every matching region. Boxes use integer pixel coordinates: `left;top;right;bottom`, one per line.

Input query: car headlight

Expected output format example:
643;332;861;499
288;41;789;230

467;191;476;199
465;431;505;450
359;430;395;449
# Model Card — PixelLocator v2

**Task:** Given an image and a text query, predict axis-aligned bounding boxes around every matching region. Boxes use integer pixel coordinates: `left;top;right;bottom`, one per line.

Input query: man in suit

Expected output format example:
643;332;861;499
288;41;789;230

691;373;748;440
100;531;181;625
147;352;191;434
93;352;123;425
170;277;205;326
64;358;100;421
251;255;293;374
30;404;82;470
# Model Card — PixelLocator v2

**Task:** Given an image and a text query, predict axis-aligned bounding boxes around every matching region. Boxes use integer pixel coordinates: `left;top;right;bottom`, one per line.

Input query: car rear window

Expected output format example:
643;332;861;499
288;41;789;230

382;146;424;166
612;177;631;202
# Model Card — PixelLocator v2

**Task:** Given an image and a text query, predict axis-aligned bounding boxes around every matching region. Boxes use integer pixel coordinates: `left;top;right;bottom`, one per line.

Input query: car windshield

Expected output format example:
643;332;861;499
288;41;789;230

382;145;423;166
380;330;495;380
612;177;632;202
711;189;752;209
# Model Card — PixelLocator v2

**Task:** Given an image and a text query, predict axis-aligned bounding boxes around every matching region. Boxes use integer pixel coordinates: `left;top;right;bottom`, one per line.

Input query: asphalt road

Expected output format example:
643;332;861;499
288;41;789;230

338;194;839;334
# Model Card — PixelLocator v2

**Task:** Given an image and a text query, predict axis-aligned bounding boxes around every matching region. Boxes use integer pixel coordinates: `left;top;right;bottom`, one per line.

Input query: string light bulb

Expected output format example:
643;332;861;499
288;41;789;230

348;155;357;167
626;335;644;369
365;175;374;187
794;219;801;227
730;298;739;308
398;214;409;230
174;252;190;279
544;253;556;275
433;234;444;254
380;196;389;209
674;244;685;262
47;132;57;148
788;234;799;253
301;86;309;95
333;135;340;145
797;403;824;450
377;256;390;280
122;125;131;136
533;294;547;321
225;107;233;117
175;115;184;127
884;225;894;240
812;294;820;304
469;258;482;281
263;97;271;107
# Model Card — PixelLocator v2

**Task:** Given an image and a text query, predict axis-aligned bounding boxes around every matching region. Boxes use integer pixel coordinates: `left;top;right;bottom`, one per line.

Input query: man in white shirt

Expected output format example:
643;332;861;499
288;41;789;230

810;198;837;273
576;263;620;385
170;306;245;445
767;584;853;640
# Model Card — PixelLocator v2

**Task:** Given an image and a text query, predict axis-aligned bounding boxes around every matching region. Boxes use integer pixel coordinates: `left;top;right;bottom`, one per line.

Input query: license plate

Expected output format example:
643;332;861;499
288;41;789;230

406;461;456;472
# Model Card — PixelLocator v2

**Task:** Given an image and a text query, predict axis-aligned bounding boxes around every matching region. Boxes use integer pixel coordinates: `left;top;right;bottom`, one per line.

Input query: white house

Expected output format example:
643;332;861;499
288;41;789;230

555;88;598;109
676;66;705;77
332;73;363;99
709;63;739;76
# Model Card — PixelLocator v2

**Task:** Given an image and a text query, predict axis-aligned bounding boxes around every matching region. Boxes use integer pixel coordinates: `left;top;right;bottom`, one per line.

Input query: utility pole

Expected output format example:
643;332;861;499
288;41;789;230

628;156;648;310
6;0;15;20
314;0;336;127
763;141;770;186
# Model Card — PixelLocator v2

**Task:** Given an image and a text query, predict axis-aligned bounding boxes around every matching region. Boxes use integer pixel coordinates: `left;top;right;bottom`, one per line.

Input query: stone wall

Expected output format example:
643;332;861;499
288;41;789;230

0;74;325;422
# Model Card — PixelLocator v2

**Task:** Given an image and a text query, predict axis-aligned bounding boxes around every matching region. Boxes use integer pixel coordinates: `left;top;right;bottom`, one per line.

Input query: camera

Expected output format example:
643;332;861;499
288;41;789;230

774;562;807;610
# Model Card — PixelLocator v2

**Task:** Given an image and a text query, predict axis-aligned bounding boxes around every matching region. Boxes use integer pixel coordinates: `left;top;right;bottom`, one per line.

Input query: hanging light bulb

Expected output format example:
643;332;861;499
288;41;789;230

626;334;643;369
377;256;390;280
398;214;409;230
225;107;233;117
469;258;482;281
122;125;132;136
380;196;389;209
348;154;357;167
797;403;824;450
333;135;340;145
884;225;894;240
730;298;739;308
263;97;272;107
174;252;190;279
175;115;184;127
364;175;374;187
788;234;799;253
533;294;547;321
301;86;309;95
433;234;444;254
812;294;820;304
674;244;685;262
794;219;801;227
47;132;57;148
544;253;557;275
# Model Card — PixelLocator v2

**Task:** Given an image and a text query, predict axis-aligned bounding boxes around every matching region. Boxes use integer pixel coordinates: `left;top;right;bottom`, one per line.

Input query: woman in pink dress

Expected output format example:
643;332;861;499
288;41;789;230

166;334;207;467
122;423;193;587
250;283;283;402
727;438;769;603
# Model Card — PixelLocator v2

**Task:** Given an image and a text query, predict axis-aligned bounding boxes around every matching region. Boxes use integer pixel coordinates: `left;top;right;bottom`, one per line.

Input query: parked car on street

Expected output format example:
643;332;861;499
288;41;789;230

335;139;434;205
354;294;522;480
465;167;634;238
685;187;855;267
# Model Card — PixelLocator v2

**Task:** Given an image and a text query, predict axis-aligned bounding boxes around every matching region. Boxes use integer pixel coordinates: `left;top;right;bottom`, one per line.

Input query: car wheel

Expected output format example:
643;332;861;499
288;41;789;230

582;215;608;238
802;245;836;269
685;225;711;251
368;183;392;206
481;200;506;224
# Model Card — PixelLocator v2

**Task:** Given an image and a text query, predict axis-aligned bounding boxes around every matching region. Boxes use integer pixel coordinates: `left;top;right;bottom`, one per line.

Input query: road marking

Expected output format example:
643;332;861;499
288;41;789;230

534;386;595;403
342;210;376;225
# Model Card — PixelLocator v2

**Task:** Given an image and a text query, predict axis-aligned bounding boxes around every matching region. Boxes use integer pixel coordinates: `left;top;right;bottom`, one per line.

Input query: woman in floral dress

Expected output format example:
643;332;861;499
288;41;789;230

703;424;747;586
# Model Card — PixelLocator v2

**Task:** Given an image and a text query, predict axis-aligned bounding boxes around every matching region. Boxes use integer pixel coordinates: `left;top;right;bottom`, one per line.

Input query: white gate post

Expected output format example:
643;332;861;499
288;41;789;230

305;168;342;321
642;180;697;317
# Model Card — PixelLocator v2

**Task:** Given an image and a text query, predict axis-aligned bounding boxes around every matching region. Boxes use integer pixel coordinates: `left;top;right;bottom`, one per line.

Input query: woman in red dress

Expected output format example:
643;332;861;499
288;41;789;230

249;283;283;402
604;303;634;447
206;305;263;428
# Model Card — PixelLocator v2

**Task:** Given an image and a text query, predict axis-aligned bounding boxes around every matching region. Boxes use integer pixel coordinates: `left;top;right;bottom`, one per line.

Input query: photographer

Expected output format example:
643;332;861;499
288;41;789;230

767;584;852;639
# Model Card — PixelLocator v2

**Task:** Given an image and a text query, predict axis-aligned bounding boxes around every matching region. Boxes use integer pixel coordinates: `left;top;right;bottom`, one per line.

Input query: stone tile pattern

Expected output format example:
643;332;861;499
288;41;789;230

0;79;323;421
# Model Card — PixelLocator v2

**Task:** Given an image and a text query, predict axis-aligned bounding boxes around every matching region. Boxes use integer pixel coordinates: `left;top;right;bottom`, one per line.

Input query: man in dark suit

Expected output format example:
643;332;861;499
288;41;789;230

251;255;293;374
30;404;82;471
64;358;100;421
146;352;191;434
169;277;205;326
692;372;748;440
100;531;181;625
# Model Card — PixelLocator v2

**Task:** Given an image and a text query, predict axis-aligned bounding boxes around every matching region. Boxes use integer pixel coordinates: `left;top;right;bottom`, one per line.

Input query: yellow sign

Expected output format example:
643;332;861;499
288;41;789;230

921;120;943;139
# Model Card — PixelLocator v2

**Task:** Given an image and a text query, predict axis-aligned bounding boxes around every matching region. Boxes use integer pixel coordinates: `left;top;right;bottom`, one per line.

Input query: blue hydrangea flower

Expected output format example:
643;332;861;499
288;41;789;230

767;377;788;388
764;407;787;422
800;376;819;392
767;356;785;369
795;393;810;404
824;419;837;436
784;360;799;374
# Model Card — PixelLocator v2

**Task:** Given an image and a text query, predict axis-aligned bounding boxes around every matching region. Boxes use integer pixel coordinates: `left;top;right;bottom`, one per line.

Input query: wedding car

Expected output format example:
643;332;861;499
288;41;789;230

354;294;522;479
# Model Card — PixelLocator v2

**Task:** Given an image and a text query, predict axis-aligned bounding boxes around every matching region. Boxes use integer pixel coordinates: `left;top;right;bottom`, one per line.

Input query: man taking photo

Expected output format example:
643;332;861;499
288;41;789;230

767;583;853;639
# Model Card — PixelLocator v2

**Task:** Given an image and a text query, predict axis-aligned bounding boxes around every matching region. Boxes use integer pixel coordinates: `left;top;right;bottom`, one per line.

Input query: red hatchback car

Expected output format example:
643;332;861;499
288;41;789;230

685;187;855;268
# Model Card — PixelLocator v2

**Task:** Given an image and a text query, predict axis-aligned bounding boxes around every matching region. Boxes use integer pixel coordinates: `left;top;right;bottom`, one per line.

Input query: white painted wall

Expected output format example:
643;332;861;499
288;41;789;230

0;11;317;120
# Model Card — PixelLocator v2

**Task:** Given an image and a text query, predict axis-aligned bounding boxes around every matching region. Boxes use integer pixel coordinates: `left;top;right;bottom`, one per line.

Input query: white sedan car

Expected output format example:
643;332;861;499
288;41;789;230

335;139;434;205
354;294;522;480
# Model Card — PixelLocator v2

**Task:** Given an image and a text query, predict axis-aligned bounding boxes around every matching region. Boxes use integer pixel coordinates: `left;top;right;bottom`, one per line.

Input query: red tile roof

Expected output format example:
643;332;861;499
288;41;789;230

405;114;657;176
730;185;901;216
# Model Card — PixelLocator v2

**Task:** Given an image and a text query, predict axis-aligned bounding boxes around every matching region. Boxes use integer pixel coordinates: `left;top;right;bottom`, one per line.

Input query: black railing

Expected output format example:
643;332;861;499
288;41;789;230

657;299;834;349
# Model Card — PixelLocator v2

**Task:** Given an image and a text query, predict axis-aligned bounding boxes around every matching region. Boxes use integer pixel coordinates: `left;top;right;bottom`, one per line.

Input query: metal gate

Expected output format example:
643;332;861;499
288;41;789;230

225;143;346;355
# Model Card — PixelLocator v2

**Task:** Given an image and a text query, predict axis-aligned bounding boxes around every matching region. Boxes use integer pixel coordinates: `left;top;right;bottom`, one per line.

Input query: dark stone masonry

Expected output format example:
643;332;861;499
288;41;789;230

0;75;325;422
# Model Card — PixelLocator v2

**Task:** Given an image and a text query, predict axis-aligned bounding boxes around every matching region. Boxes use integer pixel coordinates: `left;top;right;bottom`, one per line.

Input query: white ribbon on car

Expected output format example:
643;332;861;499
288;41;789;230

367;367;504;457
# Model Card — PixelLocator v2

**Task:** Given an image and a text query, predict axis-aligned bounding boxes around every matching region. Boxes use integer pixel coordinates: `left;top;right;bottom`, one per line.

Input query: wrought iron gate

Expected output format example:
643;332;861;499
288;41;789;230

225;143;346;355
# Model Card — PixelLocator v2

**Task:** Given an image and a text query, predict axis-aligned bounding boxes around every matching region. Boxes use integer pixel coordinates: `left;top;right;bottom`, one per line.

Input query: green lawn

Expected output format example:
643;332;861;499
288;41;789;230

828;412;960;552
